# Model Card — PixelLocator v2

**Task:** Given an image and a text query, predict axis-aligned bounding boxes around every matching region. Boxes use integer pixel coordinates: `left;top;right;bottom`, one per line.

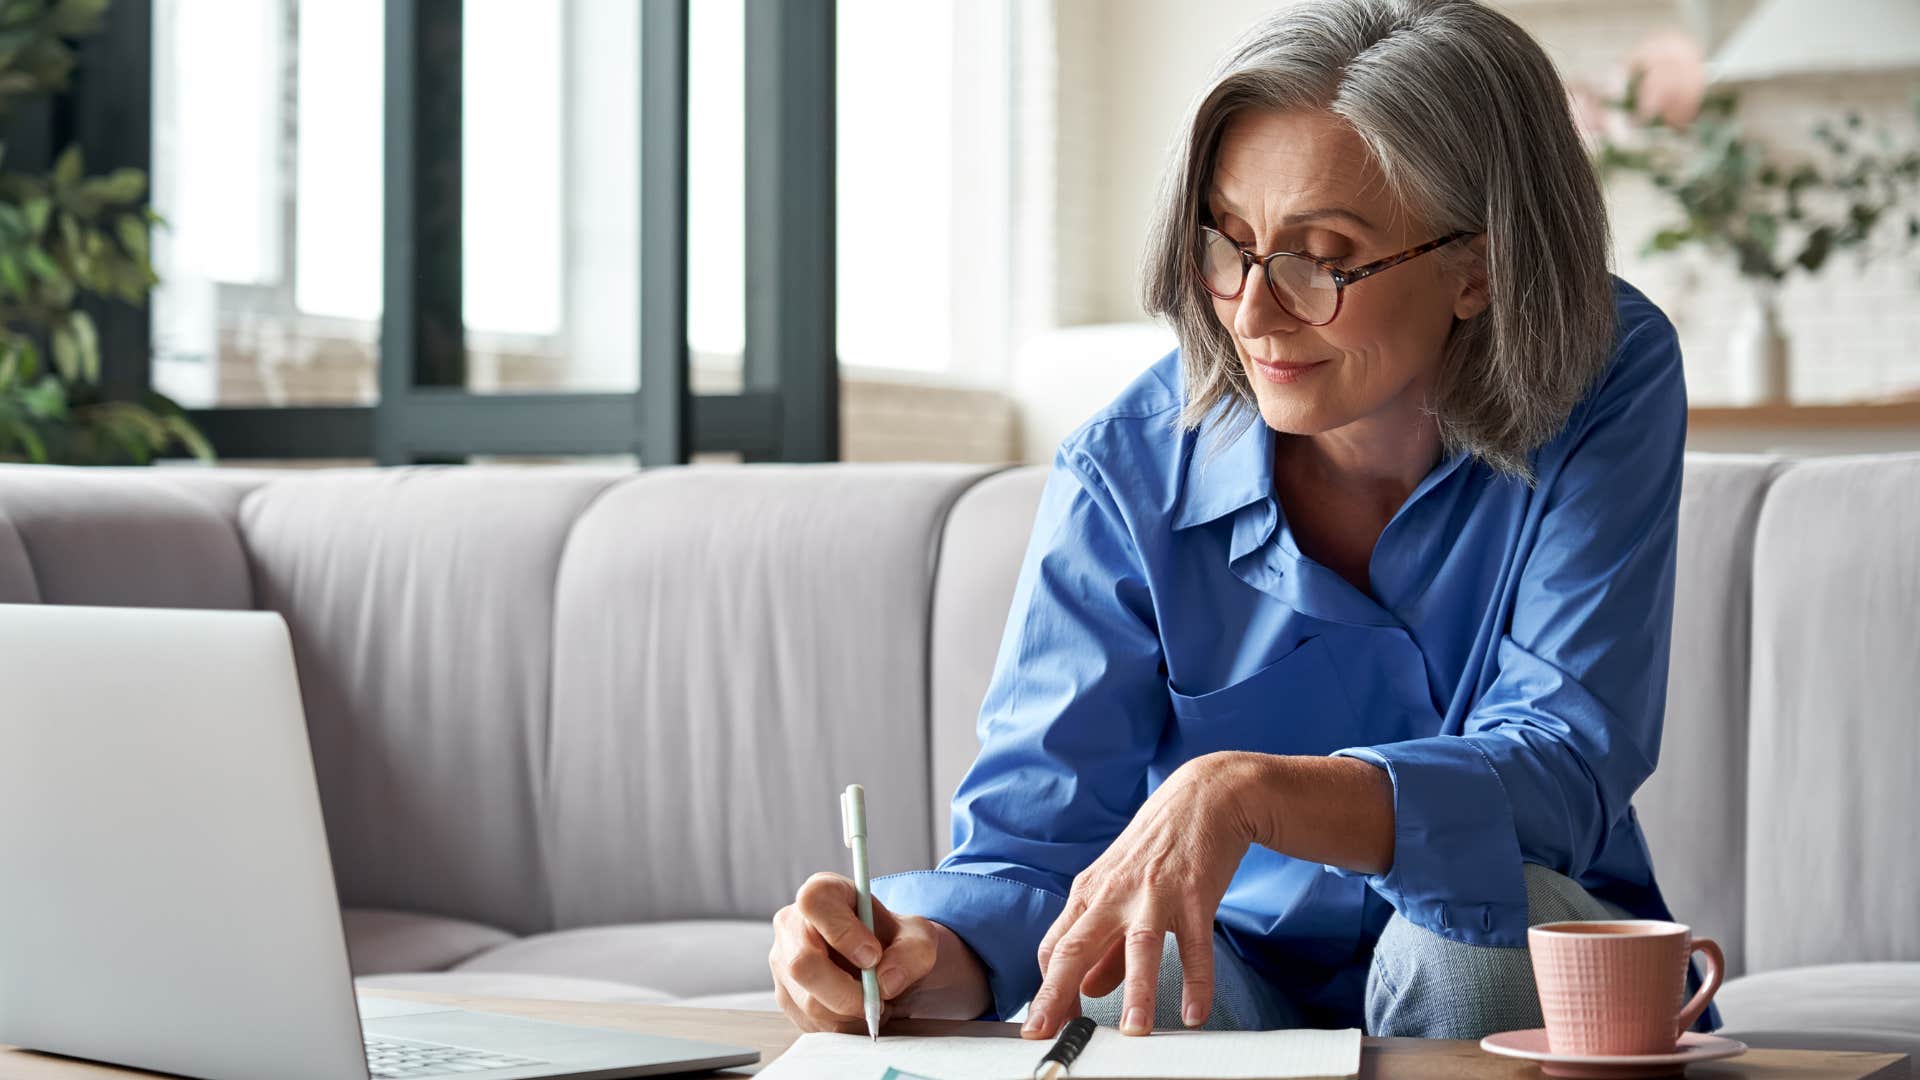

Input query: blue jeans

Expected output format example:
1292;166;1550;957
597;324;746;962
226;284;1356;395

1036;865;1628;1037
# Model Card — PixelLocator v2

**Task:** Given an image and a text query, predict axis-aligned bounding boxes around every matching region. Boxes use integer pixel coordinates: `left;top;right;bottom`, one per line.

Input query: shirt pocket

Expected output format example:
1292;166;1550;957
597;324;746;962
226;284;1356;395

1161;635;1360;760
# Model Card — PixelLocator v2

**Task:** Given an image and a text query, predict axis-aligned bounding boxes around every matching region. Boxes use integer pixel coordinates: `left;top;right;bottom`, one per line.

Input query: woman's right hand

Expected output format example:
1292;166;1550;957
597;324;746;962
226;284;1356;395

770;871;994;1033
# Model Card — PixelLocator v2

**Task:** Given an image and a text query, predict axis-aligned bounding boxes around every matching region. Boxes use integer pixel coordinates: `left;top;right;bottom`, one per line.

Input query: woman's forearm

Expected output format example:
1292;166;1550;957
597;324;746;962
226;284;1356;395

1212;751;1396;876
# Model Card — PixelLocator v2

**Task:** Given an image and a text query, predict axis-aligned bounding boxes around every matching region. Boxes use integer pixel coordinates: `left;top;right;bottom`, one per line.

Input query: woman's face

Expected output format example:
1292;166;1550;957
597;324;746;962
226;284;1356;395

1205;108;1486;439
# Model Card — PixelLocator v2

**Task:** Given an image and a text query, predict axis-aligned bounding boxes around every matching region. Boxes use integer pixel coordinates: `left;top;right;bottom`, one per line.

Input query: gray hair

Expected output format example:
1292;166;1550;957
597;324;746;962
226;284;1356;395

1139;0;1615;480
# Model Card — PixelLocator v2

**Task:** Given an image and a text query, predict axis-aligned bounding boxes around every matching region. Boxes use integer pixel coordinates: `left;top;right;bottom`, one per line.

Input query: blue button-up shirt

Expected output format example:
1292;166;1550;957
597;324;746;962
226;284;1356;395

874;276;1712;1030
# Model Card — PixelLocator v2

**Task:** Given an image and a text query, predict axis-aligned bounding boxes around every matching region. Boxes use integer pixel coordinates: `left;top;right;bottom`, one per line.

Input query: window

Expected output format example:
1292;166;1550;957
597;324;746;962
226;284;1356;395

835;0;1013;382
151;0;385;407
119;0;849;464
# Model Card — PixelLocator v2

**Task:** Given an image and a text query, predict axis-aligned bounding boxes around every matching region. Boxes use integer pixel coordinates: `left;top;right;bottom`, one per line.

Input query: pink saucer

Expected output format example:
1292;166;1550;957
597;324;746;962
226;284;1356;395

1479;1029;1747;1078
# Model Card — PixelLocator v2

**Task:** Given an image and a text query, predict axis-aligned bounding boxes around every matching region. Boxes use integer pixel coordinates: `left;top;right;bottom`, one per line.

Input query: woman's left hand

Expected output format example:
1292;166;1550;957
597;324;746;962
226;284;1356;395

1022;750;1263;1039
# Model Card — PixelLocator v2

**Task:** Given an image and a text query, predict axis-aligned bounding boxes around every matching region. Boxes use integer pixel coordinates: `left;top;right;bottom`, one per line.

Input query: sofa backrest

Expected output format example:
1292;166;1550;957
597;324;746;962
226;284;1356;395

4;452;1915;975
0;462;988;938
928;467;1049;856
0;467;260;609
1634;455;1783;979
238;467;625;936
1743;454;1920;974
541;463;988;929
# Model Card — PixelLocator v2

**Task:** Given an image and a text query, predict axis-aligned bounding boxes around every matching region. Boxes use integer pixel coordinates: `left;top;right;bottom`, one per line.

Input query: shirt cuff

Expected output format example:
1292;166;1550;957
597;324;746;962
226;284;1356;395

870;868;1066;1022
1325;739;1531;947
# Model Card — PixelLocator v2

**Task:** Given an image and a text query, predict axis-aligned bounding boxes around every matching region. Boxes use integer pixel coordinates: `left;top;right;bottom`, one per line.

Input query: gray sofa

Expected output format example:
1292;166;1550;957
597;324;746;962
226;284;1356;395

0;453;1914;1056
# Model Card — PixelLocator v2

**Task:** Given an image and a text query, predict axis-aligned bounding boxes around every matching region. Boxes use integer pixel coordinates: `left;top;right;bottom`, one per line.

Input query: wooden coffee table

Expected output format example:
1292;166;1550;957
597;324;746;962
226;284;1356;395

0;989;1907;1078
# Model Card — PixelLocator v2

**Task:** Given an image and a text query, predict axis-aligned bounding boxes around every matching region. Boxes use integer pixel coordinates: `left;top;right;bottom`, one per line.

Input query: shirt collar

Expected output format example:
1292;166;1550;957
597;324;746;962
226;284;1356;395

1171;402;1477;535
1171;401;1274;532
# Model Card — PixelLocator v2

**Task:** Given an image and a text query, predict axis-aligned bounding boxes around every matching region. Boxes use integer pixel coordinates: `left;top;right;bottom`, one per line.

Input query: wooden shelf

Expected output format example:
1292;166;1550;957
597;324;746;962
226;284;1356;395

1687;401;1920;429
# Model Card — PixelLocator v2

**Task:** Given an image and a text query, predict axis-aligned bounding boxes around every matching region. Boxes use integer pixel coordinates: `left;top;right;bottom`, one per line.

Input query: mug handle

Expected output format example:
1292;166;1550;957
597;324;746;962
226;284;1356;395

1674;936;1724;1037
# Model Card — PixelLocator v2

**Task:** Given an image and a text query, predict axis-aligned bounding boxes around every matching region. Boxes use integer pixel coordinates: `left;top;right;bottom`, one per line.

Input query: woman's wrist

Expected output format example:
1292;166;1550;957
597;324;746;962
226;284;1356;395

1204;751;1394;875
1205;750;1289;851
905;917;993;1021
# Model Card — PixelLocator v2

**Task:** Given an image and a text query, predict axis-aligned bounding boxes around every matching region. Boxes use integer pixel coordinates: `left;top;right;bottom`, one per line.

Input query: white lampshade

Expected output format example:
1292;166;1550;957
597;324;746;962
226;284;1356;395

1709;0;1920;84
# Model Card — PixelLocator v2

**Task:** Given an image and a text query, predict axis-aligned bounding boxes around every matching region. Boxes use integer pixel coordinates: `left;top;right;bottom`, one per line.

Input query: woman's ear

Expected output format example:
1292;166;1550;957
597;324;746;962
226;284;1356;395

1452;234;1491;320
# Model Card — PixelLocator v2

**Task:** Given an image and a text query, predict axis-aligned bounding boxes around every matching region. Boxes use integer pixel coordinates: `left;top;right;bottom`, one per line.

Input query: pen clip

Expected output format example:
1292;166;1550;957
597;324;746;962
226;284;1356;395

840;789;855;848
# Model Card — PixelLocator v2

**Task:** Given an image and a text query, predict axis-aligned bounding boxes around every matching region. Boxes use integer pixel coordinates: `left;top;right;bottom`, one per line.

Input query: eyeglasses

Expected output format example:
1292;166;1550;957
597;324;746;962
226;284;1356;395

1196;225;1475;326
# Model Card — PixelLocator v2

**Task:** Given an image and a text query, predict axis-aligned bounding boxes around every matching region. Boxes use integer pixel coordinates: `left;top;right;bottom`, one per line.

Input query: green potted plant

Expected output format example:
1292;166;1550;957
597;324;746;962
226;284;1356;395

1574;31;1920;403
0;0;210;464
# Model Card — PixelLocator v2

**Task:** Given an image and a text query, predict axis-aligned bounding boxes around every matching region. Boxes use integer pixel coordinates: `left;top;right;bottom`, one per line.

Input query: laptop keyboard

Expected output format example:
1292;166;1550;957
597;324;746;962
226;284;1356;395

363;1034;549;1077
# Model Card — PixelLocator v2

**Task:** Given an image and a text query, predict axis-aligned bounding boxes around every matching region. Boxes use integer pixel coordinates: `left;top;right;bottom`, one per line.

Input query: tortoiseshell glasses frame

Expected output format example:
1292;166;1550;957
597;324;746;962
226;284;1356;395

1197;224;1477;326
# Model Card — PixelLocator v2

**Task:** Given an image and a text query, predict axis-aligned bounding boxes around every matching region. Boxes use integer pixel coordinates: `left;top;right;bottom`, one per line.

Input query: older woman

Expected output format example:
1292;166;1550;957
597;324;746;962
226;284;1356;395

771;0;1717;1041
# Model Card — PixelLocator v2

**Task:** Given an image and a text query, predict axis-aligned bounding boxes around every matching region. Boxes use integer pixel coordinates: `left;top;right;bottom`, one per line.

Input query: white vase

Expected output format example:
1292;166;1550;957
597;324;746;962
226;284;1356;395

1728;280;1790;406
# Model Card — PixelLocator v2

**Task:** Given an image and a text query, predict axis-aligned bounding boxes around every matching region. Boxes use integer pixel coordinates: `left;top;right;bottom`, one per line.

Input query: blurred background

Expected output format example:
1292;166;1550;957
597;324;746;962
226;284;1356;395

3;0;1918;469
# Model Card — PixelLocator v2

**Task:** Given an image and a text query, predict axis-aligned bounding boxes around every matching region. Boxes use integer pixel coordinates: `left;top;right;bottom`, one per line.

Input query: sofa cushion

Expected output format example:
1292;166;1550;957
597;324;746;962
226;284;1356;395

238;467;624;936
1715;962;1920;1057
451;920;775;1000
0;502;34;604
0;465;257;609
354;971;676;1006
1746;454;1920;974
342;908;517;976
927;466;1046;859
544;464;992;928
1633;454;1783;978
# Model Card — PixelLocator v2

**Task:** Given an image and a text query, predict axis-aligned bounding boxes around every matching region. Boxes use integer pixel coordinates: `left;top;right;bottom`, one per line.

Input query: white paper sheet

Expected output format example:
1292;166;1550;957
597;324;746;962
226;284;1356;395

755;1026;1362;1079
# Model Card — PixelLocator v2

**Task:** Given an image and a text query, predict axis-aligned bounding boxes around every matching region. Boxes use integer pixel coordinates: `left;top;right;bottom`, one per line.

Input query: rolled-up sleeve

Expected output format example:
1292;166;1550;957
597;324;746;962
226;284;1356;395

871;444;1169;1020
1328;318;1686;948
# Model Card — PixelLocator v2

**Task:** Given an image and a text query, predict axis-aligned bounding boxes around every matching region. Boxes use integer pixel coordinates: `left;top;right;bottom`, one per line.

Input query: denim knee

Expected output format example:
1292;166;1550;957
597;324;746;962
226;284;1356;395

1364;864;1627;1039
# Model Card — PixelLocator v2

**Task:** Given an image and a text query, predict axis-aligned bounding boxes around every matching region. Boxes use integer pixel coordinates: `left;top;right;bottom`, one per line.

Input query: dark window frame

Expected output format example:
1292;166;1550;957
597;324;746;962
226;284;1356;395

70;0;837;466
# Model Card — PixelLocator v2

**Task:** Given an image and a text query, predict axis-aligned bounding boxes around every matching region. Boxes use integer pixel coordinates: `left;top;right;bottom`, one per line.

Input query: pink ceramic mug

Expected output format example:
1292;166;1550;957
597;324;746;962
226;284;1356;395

1528;920;1724;1056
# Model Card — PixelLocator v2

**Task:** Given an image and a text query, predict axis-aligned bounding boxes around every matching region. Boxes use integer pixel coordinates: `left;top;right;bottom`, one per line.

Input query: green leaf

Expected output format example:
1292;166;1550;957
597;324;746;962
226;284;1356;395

0;251;25;297
68;307;96;382
1745;211;1779;258
20;373;66;420
51;143;80;190
80;166;145;205
1;3;50;31
0;23;35;50
1796;225;1836;273
1620;68;1643;117
50;319;77;380
14;337;38;382
1646;226;1694;255
161;413;215;462
2;417;48;464
113;212;145;260
0;344;16;390
21;243;59;283
22;193;49;234
45;0;108;37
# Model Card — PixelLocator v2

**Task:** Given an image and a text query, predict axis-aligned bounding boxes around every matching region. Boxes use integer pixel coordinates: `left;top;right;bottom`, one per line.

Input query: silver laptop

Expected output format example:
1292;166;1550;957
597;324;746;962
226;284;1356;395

0;603;760;1080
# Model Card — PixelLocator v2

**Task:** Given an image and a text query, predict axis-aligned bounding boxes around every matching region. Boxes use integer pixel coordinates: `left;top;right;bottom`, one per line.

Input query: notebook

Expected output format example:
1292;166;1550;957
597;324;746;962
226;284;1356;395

755;1026;1362;1079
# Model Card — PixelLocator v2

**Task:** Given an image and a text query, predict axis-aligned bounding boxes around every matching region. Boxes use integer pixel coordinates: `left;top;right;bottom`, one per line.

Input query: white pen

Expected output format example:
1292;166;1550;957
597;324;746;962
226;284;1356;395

840;783;883;1041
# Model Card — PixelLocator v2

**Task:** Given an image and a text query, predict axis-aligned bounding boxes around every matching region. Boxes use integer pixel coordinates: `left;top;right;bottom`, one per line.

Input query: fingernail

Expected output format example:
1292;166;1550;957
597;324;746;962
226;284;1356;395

1023;1010;1047;1036
1123;1007;1150;1035
856;945;880;967
1184;1002;1203;1027
878;967;902;997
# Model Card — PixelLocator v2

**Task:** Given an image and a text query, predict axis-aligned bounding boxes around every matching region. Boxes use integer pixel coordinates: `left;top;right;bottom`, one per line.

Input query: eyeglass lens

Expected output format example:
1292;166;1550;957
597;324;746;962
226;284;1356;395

1198;229;1339;325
